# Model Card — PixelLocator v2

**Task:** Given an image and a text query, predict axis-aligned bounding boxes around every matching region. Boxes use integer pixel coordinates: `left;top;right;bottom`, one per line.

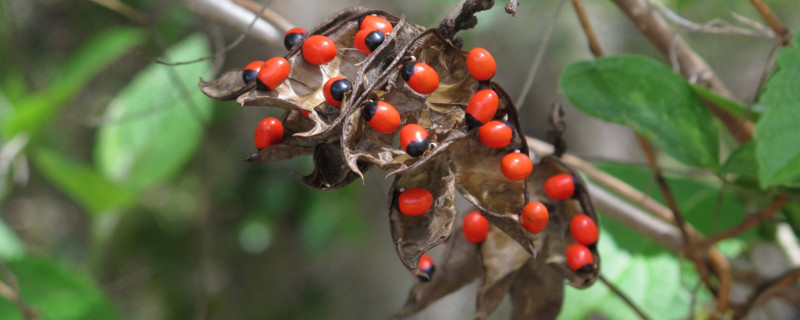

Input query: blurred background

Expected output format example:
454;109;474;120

1;0;799;319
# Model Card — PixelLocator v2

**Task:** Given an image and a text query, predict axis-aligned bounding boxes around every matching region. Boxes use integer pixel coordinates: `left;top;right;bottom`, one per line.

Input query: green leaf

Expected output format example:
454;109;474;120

2;28;145;140
721;141;757;177
691;84;759;121
33;148;136;216
560;55;719;169
755;31;800;188
95;34;213;191
0;218;23;260
0;256;121;320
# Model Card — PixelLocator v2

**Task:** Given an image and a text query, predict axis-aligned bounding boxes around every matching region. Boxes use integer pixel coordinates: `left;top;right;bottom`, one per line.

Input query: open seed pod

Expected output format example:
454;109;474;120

198;7;599;319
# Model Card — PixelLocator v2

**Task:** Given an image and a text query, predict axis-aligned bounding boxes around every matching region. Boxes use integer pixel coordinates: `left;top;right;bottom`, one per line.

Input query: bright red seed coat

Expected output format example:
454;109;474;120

466;48;496;81
500;152;532;181
360;15;393;34
405;62;439;95
478;120;512;148
302;35;337;65
466;89;499;125
544;173;575;200
253;117;284;149
520;201;549;234
256;57;290;90
244;61;263;72
354;28;376;54
462;211;489;244
323;77;347;107
398;188;433;216
566;244;594;271
570;214;599;245
399;124;429;155
365;101;400;133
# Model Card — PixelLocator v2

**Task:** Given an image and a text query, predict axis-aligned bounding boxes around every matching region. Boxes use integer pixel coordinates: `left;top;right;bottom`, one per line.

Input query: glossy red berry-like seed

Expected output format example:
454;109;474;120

544;173;575;200
254;117;284;150
302;35;337;65
359;15;393;34
323;77;352;107
520;201;549;234
566;244;594;272
399;124;430;157
256;57;290;90
466;48;497;81
242;60;263;83
362;101;400;133
570;214;599;245
478;120;512;148
417;253;435;281
465;89;499;128
462;211;489;244
398;188;433;216
401;61;439;95
354;28;385;55
283;27;307;50
500;152;532;181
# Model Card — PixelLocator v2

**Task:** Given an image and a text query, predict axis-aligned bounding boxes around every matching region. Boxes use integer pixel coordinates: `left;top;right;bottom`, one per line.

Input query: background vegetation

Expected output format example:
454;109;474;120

1;0;799;319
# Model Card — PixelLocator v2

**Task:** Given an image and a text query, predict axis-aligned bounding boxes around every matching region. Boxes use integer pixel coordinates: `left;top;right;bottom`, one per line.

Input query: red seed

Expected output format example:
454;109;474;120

544;174;575;200
359;15;393;34
323;77;352;107
478;120;512;148
302;35;337;65
462;211;489;244
570;214;599;245
520;201;549;234
399;124;430;157
401;62;439;95
253;117;284;149
465;89;499;127
283;27;307;50
566;244;594;272
466;47;496;81
398;188;433;216
500;152;532;181
363;101;400;133
256;57;290;90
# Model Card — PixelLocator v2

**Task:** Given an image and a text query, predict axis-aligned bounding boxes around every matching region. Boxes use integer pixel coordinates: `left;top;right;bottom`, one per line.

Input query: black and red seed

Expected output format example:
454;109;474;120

283;27;307;50
400;124;430;157
323;77;352;107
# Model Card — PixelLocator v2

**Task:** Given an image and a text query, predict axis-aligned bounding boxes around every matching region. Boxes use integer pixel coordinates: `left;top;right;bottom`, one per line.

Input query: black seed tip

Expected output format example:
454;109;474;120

256;79;272;91
242;69;258;83
418;265;436;282
465;113;483;129
284;32;305;50
401;61;416;82
330;79;352;102
362;101;377;121
576;263;595;274
364;30;385;52
406;137;430;157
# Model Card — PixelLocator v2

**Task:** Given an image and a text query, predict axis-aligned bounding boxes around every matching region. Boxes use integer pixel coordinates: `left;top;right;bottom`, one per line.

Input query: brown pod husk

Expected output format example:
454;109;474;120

388;156;456;277
475;226;530;320
509;261;564;320
528;155;600;288
246;110;315;163
395;227;481;318
292;141;371;190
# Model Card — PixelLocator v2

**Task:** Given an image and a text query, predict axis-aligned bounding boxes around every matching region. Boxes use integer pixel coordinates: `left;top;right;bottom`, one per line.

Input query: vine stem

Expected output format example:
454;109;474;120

734;267;800;319
748;0;792;46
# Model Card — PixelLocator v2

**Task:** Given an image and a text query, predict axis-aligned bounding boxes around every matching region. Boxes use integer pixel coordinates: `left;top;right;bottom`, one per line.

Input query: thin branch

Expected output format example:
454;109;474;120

438;0;497;41
232;0;294;34
611;0;755;142
504;0;519;16
701;195;790;248
748;0;792;46
0;261;37;320
600;275;652;320
649;0;775;38
734;268;800;320
185;0;283;51
515;0;567;109
88;0;149;25
570;0;604;57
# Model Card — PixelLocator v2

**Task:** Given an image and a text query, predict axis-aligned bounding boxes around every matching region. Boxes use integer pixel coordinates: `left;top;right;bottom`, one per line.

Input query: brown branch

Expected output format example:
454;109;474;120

232;0;294;34
702;195;791;247
0;261;37;320
504;0;519;16
438;0;497;41
570;0;604;57
611;0;754;142
600;275;652;320
748;0;792;46
734;268;800;320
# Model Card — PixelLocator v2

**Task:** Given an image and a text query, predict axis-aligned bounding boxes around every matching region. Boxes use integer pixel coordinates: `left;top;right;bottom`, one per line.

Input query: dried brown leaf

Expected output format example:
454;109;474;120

292;141;371;190
389;156;456;277
475;226;530;320
198;69;255;100
509;261;564;320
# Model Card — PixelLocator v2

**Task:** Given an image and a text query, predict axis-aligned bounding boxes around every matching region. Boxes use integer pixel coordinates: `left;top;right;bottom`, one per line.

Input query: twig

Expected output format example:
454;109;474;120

232;0;294;33
734;268;800;320
570;0;603;57
748;0;792;46
89;0;149;25
600;275;652;320
515;0;567;109
504;0;519;16
611;0;755;142
701;195;790;248
438;0;497;41
649;0;775;38
0;261;37;320
185;0;283;51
